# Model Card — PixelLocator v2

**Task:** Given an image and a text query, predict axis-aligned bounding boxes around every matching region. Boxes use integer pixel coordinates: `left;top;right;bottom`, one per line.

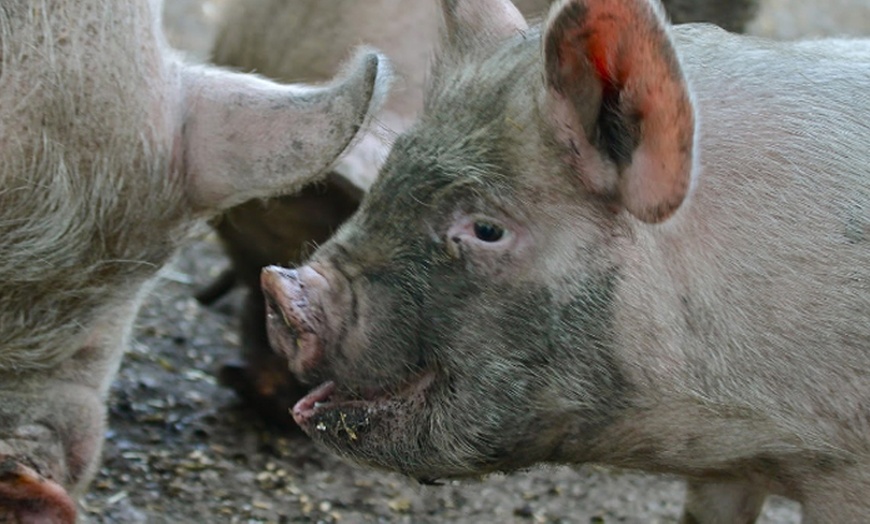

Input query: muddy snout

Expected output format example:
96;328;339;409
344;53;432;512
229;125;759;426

261;266;327;378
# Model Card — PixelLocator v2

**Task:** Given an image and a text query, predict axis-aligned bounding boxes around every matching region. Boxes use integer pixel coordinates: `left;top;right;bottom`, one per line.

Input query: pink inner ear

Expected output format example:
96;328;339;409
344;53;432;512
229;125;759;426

545;0;696;223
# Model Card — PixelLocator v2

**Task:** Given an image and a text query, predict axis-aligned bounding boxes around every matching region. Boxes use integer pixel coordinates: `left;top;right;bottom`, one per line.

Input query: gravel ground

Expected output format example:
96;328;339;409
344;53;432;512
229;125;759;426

79;2;867;522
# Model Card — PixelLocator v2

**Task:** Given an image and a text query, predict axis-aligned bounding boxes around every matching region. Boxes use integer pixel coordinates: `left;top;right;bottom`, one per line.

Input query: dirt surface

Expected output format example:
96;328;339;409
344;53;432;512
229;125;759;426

80;2;867;522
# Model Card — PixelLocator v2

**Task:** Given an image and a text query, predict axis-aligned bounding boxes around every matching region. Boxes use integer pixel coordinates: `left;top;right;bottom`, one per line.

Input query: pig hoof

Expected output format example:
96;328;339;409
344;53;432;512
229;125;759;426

0;456;77;524
193;268;238;306
218;360;309;430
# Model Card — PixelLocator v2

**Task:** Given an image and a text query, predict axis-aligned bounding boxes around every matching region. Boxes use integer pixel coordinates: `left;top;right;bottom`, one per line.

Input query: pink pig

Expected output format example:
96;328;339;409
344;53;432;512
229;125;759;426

0;0;388;521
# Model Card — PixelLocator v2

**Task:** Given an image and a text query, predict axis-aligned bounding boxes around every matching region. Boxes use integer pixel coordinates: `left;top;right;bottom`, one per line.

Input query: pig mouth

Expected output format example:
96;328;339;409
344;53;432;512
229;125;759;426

261;265;436;445
291;371;435;441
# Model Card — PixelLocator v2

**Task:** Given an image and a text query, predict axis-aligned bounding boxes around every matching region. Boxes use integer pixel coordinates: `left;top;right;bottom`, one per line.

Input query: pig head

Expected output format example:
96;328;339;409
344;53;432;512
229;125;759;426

0;0;388;521
263;0;869;520
206;0;762;426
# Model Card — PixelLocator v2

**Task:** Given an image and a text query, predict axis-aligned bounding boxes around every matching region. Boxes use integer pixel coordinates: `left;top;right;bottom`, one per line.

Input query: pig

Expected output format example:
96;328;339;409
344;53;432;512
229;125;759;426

0;0;388;521
261;0;870;522
205;0;554;426
207;0;761;425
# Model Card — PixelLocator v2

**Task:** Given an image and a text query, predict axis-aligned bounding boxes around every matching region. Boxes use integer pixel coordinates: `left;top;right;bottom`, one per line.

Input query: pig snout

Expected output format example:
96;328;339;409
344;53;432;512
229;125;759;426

261;266;330;379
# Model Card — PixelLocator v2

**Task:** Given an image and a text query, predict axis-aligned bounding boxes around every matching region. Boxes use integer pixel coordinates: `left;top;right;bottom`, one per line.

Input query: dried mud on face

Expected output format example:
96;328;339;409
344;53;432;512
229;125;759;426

80;1;866;522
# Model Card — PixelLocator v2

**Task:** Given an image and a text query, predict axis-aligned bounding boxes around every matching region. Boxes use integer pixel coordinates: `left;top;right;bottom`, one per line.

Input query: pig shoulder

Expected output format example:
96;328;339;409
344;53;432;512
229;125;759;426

616;24;870;456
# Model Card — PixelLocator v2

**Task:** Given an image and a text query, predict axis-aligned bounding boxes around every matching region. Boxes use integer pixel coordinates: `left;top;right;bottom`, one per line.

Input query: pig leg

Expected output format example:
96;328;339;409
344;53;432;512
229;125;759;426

679;481;766;523
218;285;309;428
194;268;238;306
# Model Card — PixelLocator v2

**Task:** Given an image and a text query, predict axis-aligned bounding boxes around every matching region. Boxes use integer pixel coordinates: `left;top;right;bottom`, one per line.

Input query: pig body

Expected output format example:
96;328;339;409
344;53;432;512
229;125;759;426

263;0;869;521
209;0;761;425
0;0;387;520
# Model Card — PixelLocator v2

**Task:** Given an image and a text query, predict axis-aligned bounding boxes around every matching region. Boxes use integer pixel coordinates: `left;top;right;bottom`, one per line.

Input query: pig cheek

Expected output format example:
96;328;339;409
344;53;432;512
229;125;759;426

326;322;372;380
323;283;418;386
433;281;616;469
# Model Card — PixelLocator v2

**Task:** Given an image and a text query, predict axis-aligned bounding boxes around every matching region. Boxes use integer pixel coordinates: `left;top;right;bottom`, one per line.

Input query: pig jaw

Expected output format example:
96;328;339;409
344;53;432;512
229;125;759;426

262;248;630;480
261;262;447;477
261;264;445;477
289;373;439;472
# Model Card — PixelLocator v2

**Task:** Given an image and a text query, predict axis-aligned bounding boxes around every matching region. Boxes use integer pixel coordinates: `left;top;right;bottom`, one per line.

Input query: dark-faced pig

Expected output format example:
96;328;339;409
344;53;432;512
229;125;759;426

208;0;761;425
204;0;557;425
0;0;388;521
262;0;869;521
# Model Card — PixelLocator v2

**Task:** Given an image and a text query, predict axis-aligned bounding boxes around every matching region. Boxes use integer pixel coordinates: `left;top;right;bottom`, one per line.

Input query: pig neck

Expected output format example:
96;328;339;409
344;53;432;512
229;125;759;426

582;27;870;496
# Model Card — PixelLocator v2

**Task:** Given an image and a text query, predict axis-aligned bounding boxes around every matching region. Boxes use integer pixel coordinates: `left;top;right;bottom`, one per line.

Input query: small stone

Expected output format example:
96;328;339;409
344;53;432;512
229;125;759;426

387;498;412;513
513;504;534;519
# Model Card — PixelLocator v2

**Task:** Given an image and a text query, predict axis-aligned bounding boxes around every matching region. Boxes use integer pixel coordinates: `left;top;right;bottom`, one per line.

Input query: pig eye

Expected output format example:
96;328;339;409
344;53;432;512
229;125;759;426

473;221;504;242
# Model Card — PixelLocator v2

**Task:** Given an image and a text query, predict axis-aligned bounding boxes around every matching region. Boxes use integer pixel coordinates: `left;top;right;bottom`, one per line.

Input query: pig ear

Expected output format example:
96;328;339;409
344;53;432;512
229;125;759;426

543;0;696;223
440;0;529;53
179;49;391;212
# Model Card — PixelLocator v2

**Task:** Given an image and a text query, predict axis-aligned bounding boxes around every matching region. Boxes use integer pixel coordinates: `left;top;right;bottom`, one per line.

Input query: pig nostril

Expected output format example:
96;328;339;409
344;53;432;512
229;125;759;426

262;290;291;329
266;296;296;331
263;290;280;317
260;265;325;372
261;266;304;329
